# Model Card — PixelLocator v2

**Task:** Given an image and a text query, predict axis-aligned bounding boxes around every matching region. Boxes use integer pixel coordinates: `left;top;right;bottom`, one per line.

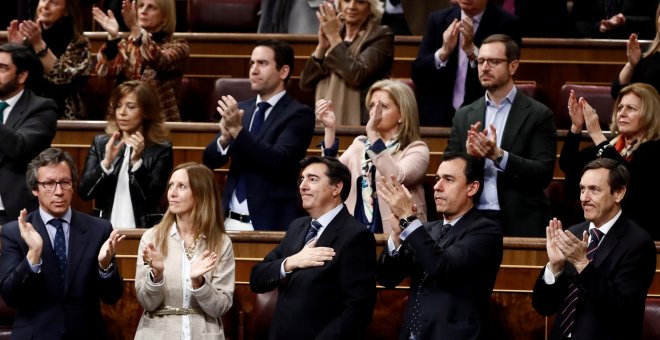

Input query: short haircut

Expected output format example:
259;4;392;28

300;156;351;201
482;34;520;62
365;79;421;149
26;148;78;191
336;0;384;22
0;42;42;88
255;39;294;83
582;158;630;194
441;152;485;202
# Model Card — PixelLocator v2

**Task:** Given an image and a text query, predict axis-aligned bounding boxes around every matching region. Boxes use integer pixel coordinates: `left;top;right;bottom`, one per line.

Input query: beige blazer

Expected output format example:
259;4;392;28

134;227;235;340
338;137;429;234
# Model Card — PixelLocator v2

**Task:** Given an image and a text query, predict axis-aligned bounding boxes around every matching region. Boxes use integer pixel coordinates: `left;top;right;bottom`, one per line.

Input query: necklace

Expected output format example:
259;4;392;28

184;236;199;261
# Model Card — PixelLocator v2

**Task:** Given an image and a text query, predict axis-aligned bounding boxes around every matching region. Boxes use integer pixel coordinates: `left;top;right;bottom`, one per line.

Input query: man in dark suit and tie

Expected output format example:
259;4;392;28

532;158;656;340
445;34;556;237
203;39;316;231
250;156;377;339
376;152;503;340
0;147;125;339
411;0;520;126
0;42;58;225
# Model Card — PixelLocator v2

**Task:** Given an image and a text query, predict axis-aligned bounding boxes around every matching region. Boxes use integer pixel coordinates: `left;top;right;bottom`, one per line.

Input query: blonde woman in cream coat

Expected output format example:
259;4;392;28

135;162;235;339
317;79;430;234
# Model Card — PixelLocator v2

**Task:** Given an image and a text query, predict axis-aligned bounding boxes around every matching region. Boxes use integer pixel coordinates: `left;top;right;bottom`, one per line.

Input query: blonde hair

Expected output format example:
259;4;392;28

152;163;226;256
643;3;660;58
106;80;169;146
610;83;660;142
139;0;177;34
336;0;384;23
365;79;422;149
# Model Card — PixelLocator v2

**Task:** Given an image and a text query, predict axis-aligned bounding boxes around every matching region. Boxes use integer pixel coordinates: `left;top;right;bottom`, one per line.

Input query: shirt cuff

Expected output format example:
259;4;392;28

217;137;230;155
321;138;339;157
434;50;448;69
280;258;292;279
130;159;143;172
101;161;114;174
28;257;42;273
386;235;402;256
495;150;509;170
542;263;562;285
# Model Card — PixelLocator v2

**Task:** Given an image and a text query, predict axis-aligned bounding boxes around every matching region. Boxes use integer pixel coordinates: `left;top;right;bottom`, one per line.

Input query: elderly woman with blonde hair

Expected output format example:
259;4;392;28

317;79;429;233
561;82;660;239
301;0;394;125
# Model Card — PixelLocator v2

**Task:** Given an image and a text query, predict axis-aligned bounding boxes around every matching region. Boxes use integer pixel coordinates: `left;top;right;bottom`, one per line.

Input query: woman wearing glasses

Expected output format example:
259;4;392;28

78;80;173;228
135;162;235;340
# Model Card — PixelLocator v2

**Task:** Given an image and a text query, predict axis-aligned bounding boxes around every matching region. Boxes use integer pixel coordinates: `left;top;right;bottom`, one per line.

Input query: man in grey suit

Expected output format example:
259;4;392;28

0;42;58;225
445;34;556;237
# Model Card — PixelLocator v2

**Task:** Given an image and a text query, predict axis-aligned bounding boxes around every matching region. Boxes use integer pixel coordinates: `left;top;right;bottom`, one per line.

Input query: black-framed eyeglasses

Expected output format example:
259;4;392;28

476;58;509;67
38;180;74;191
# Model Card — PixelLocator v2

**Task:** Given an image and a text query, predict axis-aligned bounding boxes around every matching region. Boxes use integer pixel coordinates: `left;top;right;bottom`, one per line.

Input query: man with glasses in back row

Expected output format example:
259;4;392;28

445;34;557;237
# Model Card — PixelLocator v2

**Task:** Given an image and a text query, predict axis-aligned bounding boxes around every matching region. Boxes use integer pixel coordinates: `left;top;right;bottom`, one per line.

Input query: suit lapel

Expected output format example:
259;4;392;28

65;211;90;295
315;207;346;248
5;90;30;129
500;91;530;150
32;213;66;292
592;216;626;267
293;216;313;252
467;99;487;126
241;100;257;132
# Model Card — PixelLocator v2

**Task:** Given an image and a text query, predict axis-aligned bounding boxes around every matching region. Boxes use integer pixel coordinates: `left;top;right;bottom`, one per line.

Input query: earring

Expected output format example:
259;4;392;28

398;119;402;124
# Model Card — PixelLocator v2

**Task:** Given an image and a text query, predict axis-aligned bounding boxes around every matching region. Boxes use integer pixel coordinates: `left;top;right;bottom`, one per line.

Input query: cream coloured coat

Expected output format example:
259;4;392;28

337;137;430;234
134;226;235;340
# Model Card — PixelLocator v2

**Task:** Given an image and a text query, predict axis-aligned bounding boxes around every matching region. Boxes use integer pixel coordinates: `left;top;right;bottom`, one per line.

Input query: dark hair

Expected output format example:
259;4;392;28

26;148;78;191
255;39;294;83
299;156;351;201
482;34;520;62
441;152;485;202
106;80;169;145
0;42;42;88
582;158;630;194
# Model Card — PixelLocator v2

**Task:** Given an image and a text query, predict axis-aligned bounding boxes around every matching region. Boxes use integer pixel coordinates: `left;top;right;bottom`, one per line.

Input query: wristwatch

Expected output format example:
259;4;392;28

399;215;417;230
494;149;505;164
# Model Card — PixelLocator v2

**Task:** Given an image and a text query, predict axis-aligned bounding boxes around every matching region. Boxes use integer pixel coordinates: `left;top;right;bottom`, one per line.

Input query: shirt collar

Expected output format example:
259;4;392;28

588;209;621;237
486;85;517;107
2;89;25;107
461;9;485;24
39;207;72;225
256;90;286;108
314;203;345;228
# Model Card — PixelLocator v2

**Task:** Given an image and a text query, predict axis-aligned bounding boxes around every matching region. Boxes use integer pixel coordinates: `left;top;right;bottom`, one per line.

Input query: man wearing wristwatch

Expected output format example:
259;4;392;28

445;34;557;237
376;152;503;340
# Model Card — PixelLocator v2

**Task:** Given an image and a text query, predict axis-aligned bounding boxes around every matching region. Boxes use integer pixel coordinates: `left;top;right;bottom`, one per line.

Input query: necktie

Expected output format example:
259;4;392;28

409;223;452;338
452;18;476;111
235;102;272;202
389;0;400;6
558;228;603;337
0;101;9;124
304;219;323;245
50;218;67;280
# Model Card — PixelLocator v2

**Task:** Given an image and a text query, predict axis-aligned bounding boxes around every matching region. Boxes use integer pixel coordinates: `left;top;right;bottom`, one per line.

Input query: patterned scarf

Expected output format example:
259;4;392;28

360;138;400;223
611;134;643;161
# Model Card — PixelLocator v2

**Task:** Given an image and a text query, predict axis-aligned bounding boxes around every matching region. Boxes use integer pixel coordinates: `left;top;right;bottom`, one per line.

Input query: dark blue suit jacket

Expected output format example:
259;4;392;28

0;209;123;339
377;208;503;340
411;4;520;126
0;90;57;224
532;214;656;340
250;206;377;339
203;92;315;230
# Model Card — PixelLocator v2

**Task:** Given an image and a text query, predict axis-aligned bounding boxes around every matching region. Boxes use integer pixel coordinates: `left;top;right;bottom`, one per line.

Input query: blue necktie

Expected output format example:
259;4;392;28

0;101;8;124
235;101;272;202
558;228;603;337
50;218;67;280
304;219;323;245
409;223;451;339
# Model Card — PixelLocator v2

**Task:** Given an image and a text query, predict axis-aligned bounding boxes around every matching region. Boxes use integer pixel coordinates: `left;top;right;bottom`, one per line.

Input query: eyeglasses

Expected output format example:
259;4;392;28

476;58;509;67
38;180;73;191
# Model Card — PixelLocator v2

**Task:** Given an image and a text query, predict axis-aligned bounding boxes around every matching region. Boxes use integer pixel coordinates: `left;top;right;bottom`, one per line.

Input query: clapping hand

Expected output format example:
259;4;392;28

92;6;120;39
545;218;566;275
102;131;125;169
98;230;126;270
217;95;244;138
17;209;43;265
190;250;218;289
142;243;165;282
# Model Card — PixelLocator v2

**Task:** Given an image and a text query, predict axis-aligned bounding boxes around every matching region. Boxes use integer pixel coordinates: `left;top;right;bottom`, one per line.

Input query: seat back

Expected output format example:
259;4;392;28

557;83;614;130
179;77;218;121
188;0;261;32
515;81;538;99
212;78;255;121
0;296;15;340
244;290;278;340
643;298;660;340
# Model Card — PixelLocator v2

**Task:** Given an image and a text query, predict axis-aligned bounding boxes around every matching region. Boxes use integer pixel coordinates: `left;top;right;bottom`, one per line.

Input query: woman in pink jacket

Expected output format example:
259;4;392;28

316;79;430;233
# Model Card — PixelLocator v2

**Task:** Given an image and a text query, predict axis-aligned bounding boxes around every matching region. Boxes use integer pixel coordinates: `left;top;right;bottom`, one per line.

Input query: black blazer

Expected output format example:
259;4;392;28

532;214;656;340
0;209;123;339
0;90;57;224
250;206;377;339
411;4;521;127
445;90;557;237
377;208;503;340
78;134;173;228
203;93;315;230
